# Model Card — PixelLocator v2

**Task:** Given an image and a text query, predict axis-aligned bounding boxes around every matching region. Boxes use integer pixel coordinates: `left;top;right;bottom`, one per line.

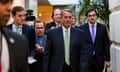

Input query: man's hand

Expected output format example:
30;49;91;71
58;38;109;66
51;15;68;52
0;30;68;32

35;44;44;53
105;61;111;67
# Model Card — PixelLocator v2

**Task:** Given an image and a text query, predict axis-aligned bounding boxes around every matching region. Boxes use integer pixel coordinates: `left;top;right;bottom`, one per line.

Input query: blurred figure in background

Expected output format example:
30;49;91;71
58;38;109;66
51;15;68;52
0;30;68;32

45;8;62;31
71;15;77;28
0;0;29;72
30;19;46;72
7;6;35;54
75;16;84;29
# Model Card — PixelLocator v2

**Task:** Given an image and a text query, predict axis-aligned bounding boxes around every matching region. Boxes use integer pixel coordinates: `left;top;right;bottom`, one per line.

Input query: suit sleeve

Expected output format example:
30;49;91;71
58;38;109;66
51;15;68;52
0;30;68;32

103;26;111;61
43;31;51;72
45;23;51;32
79;31;88;72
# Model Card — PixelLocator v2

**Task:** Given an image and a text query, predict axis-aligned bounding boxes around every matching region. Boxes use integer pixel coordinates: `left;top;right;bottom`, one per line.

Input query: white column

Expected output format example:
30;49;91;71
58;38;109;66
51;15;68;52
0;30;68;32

109;0;120;72
13;0;25;7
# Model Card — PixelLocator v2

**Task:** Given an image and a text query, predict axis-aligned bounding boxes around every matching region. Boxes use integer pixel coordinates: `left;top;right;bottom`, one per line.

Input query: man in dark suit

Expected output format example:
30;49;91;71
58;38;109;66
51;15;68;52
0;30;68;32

45;8;62;31
29;20;46;72
80;9;111;72
7;6;35;53
43;9;88;72
0;0;29;72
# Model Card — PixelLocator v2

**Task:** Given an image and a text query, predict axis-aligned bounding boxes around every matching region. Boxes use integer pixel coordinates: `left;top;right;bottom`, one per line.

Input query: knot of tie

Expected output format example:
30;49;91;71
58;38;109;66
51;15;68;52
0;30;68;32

91;24;94;28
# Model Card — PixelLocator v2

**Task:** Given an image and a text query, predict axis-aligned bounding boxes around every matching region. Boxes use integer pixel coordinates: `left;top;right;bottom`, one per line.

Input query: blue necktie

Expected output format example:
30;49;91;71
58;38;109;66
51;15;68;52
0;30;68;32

91;24;95;43
91;24;95;55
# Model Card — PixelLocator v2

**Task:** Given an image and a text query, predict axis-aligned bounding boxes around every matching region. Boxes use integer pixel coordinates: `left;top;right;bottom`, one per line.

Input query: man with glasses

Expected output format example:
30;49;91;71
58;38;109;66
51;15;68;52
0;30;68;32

80;8;111;72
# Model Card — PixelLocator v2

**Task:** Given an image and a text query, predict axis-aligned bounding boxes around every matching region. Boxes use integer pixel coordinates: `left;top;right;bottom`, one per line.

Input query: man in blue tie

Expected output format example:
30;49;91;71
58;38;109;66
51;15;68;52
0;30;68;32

30;19;46;72
80;8;111;72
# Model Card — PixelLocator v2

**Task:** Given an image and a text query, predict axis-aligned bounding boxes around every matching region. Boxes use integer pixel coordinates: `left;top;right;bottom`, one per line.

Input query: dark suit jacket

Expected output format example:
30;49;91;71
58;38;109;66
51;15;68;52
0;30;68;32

43;27;88;72
80;23;111;68
2;27;29;72
7;24;35;52
45;21;57;32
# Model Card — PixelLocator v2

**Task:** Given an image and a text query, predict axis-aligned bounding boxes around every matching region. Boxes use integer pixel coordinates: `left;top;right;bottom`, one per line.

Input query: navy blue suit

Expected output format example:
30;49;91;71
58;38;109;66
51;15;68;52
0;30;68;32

43;27;88;72
2;27;29;72
80;23;111;72
7;24;35;52
45;21;58;32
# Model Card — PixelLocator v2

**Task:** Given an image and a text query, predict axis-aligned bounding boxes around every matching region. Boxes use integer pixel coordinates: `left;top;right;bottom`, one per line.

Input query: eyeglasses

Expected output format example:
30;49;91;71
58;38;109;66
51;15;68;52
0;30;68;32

88;14;97;17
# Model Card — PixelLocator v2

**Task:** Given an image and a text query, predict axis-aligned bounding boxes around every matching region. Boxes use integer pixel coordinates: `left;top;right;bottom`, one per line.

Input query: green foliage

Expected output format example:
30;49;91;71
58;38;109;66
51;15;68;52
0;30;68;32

78;0;111;24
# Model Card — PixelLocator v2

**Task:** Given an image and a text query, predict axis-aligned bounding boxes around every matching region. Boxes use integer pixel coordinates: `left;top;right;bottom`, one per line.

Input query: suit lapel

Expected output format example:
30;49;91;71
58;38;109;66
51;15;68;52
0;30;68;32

58;27;64;50
70;28;75;56
86;23;93;43
7;24;12;30
94;23;100;44
22;25;25;34
3;28;15;45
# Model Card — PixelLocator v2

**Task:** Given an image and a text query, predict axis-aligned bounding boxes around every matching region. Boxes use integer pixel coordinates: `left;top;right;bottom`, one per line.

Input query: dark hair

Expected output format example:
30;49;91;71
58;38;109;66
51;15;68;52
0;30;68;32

12;6;25;16
34;19;45;28
85;8;99;17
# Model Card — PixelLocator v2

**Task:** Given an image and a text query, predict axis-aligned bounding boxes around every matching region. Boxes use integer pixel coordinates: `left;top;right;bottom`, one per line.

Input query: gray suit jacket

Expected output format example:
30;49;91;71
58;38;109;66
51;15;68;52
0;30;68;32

43;27;88;72
3;27;30;72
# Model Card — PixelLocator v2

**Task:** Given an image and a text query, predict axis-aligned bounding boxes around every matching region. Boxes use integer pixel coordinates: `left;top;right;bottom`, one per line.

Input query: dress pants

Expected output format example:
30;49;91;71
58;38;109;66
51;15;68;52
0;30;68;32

62;63;72;72
88;56;103;72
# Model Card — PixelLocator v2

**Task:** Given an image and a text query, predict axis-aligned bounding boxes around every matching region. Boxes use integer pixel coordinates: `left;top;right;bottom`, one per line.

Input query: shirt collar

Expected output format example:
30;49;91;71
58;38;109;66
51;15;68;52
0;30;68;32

88;22;97;27
62;26;71;32
13;24;22;29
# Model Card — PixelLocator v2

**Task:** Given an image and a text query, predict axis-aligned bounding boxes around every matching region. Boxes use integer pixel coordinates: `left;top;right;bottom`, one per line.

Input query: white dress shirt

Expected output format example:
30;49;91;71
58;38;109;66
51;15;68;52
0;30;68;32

12;24;22;34
1;35;9;72
88;22;97;39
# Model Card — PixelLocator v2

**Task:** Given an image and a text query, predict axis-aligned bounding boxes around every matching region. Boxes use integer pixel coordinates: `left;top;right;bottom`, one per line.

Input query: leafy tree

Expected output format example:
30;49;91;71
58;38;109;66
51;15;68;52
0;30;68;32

78;0;110;28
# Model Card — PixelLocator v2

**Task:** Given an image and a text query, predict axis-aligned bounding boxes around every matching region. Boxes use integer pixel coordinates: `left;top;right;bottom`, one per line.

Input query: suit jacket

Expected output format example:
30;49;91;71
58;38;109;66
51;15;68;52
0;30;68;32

2;27;29;72
45;21;57;32
80;23;111;67
43;27;88;72
7;24;35;52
